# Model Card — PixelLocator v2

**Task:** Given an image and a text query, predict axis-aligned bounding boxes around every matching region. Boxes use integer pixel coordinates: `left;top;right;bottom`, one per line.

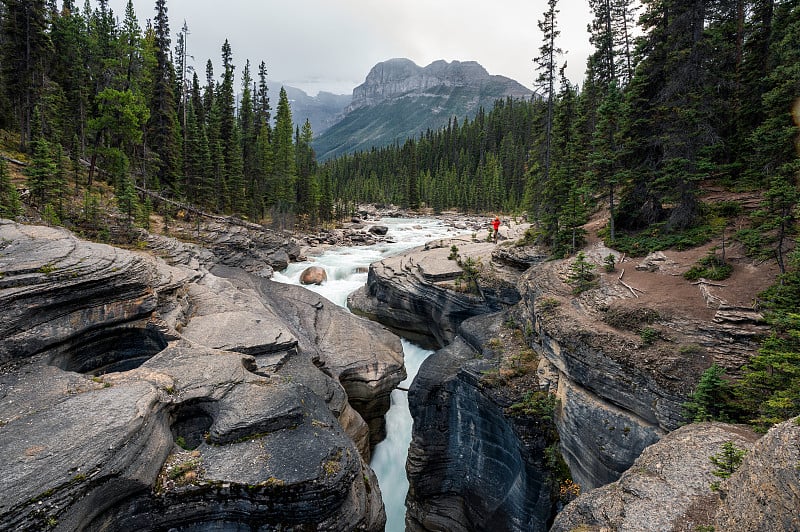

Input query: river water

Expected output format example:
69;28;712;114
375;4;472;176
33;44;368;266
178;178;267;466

272;218;466;531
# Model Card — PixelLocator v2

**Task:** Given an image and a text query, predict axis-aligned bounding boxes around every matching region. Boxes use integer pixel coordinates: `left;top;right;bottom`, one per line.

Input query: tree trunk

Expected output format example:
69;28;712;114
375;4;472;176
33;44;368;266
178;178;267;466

609;182;616;241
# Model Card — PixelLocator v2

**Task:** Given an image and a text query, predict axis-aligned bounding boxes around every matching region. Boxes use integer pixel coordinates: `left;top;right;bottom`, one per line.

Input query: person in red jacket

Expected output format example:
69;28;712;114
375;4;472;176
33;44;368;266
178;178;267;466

491;216;501;243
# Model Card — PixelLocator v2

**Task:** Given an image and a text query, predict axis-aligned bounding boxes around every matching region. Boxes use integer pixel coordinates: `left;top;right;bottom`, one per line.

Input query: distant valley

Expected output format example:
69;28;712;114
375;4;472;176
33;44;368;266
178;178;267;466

282;85;351;136
285;58;534;161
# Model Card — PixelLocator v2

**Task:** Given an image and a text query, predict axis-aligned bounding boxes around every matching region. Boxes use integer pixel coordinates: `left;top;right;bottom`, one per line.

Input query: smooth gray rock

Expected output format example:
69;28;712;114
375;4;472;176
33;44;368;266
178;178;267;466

239;274;406;452
0;221;161;366
714;417;800;531
551;422;759;532
347;239;518;348
179;273;297;355
0;220;391;531
406;314;554;532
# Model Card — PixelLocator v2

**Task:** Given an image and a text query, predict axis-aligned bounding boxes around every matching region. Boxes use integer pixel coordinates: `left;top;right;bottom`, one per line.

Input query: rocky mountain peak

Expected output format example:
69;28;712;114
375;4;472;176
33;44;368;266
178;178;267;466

347;58;530;112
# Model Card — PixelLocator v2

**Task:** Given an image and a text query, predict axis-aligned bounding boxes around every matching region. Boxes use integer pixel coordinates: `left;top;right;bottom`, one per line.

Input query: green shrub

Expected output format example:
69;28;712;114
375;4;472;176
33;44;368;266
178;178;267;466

609;222;716;257
567;252;598;294
684;252;733;281
448;244;459;260
682;364;731;423
639;327;660;345
709;201;743;218
509;391;558;420
734;228;772;260
603;253;616;272
538;297;561;314
456;256;482;295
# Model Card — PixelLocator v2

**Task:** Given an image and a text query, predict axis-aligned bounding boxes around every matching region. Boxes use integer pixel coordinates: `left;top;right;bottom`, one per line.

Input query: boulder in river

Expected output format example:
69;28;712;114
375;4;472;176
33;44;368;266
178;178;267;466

368;225;388;236
300;265;327;285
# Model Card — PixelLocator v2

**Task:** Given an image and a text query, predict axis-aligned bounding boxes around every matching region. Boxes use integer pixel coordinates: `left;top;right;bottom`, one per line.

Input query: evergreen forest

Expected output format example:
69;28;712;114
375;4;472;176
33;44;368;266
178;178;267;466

0;0;799;428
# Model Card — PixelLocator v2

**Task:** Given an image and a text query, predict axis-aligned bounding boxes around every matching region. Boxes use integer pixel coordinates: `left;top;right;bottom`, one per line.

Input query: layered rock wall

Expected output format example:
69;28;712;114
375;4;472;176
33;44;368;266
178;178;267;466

517;256;764;490
406;323;553;532
348;238;554;531
347;238;518;348
0;220;401;531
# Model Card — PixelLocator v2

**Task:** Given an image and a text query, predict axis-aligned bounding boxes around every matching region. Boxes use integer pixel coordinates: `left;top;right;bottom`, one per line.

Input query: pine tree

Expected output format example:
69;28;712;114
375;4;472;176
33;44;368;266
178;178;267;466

271;86;297;223
119;0;144;90
533;0;562;192
174;20;189;133
203;59;215;119
25;135;57;206
588;80;626;242
621;0;715;232
588;0;616;86
205;96;226;212
116;173;138;227
255;60;271;129
743;2;800;273
295;118;318;224
48;0;89;149
226;123;246;214
317;166;333;223
218;39;236;161
239;60;258;201
183;102;213;209
709;441;747;493
147;0;182;191
1;0;53;149
683;364;731;422
611;0;638;85
253;121;274;218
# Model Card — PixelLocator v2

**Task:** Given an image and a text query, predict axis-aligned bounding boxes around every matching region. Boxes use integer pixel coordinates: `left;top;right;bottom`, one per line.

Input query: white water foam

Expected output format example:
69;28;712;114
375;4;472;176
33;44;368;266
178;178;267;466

272;217;464;530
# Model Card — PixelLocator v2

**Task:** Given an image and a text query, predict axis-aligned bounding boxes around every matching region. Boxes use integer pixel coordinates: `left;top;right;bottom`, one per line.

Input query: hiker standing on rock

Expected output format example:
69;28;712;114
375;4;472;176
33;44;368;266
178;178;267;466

492;216;501;243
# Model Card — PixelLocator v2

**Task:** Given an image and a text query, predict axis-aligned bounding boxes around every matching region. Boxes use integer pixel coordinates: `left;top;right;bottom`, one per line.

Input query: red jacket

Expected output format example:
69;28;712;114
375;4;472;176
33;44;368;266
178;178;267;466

492;218;500;231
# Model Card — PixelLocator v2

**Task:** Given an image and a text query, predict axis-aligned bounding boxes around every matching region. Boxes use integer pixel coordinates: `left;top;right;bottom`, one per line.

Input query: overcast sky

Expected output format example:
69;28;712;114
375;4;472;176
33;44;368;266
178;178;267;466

105;0;595;96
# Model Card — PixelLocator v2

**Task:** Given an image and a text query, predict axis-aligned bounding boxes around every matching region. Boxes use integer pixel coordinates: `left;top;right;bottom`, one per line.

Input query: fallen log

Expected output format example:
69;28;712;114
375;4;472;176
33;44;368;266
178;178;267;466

618;268;646;297
691;280;727;288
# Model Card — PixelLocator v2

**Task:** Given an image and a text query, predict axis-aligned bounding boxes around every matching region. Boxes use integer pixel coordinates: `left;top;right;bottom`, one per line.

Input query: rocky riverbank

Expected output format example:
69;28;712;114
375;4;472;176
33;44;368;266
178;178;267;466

347;223;799;531
2;211;797;532
0;219;403;531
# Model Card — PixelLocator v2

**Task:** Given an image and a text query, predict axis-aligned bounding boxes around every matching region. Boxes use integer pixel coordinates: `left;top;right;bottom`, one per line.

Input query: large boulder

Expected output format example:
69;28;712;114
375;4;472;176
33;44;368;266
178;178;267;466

300;265;328;285
551;418;800;532
551;422;759;532
347;236;519;348
368;225;388;236
714;417;800;531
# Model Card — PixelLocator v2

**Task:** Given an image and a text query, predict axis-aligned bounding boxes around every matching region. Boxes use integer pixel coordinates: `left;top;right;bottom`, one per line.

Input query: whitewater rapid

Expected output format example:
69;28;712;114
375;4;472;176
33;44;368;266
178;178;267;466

272;217;465;531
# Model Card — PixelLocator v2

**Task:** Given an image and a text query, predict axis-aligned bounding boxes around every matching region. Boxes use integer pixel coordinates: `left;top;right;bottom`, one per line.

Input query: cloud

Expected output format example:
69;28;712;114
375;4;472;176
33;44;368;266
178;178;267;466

107;0;593;95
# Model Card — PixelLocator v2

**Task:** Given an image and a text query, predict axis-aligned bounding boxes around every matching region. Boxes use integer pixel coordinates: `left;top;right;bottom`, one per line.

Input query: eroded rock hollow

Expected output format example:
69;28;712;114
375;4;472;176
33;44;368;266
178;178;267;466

0;220;404;531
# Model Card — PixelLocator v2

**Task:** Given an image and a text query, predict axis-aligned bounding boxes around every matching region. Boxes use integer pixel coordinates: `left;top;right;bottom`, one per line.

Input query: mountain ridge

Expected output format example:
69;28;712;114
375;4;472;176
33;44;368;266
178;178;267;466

312;58;534;160
280;85;351;136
